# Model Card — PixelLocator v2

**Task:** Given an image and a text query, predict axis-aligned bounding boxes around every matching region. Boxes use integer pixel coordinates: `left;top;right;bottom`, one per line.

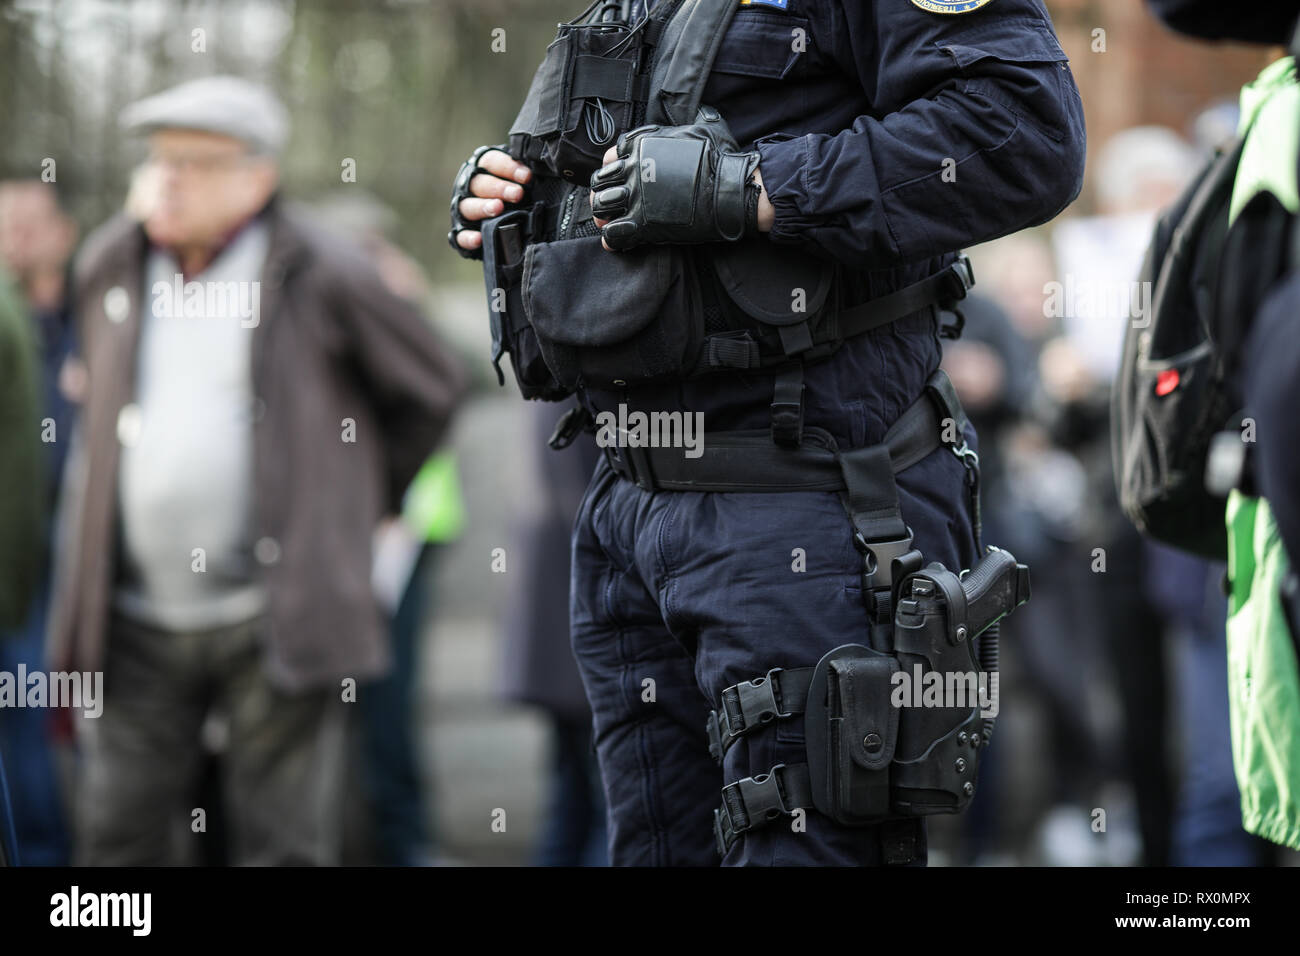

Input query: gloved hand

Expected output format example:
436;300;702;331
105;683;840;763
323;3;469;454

589;107;761;251
448;144;525;260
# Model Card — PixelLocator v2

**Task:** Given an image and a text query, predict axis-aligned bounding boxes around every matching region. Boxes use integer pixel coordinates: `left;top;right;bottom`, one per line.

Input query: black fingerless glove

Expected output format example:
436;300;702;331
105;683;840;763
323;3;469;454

589;107;761;252
448;143;510;261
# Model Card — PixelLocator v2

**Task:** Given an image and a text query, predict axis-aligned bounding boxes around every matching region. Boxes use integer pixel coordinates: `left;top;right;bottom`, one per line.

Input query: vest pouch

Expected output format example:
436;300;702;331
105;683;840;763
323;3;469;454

522;236;704;391
509;13;648;185
553;23;643;183
481;211;573;401
509;34;570;167
708;236;838;356
804;644;900;825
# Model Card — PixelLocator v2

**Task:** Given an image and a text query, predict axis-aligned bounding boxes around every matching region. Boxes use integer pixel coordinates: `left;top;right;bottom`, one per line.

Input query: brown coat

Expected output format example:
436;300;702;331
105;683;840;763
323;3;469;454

50;199;468;690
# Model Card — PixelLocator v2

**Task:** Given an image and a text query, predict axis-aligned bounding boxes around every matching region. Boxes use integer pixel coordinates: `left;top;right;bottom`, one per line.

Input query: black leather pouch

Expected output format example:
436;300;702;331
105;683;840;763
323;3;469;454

523;236;704;390
804;644;900;825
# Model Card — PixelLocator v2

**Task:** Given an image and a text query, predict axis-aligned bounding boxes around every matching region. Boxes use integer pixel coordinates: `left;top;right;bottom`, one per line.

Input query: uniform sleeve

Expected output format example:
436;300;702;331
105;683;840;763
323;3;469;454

755;0;1086;268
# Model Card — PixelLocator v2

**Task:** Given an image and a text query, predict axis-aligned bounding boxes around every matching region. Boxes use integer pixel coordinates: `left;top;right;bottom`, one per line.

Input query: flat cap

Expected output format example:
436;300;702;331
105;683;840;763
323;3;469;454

121;75;289;154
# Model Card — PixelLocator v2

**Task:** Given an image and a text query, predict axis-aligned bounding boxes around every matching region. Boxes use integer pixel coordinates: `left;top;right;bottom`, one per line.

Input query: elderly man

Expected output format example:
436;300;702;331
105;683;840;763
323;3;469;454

51;76;467;865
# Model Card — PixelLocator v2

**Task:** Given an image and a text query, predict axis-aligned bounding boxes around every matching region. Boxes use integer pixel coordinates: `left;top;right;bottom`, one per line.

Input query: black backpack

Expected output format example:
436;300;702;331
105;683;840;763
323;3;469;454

1112;74;1300;560
1111;137;1244;558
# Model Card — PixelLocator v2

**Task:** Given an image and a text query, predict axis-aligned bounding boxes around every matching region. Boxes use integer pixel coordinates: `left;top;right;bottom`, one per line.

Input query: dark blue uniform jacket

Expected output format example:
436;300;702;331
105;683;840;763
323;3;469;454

588;0;1085;452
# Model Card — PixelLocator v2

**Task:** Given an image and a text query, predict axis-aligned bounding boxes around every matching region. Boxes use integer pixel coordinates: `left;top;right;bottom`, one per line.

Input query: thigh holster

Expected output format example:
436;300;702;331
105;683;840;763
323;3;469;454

697;375;1031;857
710;547;1030;857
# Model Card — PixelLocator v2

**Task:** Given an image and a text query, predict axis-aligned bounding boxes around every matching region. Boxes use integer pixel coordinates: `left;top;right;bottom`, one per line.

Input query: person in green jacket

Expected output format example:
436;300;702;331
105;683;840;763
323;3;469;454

1147;0;1300;852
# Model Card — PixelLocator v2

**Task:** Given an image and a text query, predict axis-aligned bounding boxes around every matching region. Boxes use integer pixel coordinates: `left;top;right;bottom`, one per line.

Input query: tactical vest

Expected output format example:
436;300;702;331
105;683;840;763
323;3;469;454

480;0;974;442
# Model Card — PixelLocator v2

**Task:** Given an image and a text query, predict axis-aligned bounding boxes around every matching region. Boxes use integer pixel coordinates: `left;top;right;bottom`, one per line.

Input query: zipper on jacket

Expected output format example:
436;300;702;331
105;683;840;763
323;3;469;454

559;187;577;240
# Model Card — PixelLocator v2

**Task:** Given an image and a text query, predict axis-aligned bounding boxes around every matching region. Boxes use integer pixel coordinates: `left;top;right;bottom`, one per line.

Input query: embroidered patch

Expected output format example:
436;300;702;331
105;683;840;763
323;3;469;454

910;0;996;13
741;0;790;9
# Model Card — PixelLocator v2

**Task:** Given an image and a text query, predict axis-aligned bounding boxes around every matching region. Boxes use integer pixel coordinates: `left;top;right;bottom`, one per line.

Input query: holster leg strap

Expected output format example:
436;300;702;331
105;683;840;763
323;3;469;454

713;763;814;857
706;666;814;764
712;764;924;865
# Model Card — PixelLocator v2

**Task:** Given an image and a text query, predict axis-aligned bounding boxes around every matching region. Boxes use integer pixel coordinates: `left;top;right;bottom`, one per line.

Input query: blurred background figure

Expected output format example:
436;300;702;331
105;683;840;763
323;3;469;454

1039;127;1198;867
49;75;466;866
945;119;1278;867
936;287;1036;865
499;401;607;867
1056;123;1251;868
0;179;79;866
946;232;1123;865
316;189;471;866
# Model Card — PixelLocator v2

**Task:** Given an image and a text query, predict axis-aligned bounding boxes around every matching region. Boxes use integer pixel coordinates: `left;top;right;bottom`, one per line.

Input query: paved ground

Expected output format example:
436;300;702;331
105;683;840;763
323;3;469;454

413;286;557;865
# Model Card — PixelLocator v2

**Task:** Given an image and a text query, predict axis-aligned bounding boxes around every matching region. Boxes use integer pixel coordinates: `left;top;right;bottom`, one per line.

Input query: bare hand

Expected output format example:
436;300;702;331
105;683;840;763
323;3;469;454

454;150;533;254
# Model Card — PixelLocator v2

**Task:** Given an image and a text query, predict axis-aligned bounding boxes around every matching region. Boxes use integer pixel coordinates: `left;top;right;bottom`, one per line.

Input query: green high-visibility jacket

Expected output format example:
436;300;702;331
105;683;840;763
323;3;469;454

402;450;467;544
1224;54;1300;851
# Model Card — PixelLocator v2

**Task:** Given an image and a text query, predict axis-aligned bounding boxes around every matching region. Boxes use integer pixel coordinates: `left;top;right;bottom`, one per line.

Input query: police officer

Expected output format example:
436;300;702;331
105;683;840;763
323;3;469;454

452;0;1085;866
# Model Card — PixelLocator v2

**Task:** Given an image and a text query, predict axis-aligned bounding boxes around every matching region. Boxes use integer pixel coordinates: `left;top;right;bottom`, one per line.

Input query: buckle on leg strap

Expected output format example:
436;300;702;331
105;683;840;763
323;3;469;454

714;764;814;856
706;666;814;764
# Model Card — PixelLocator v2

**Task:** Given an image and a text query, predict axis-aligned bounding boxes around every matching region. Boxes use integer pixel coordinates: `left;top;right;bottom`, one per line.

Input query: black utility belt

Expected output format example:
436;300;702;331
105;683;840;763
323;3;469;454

587;368;955;494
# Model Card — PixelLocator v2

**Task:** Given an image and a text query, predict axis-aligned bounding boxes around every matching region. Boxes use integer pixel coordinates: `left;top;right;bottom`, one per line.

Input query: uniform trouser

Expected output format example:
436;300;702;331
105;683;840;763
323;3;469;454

76;612;347;866
570;437;978;866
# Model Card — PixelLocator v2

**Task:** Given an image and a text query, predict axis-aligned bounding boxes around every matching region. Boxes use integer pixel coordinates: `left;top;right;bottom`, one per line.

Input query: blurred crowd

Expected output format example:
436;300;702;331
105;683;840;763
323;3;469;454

933;114;1287;866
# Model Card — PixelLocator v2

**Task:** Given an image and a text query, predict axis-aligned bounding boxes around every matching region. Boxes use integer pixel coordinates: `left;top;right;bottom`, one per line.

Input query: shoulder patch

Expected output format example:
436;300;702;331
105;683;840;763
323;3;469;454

741;0;790;9
909;0;996;13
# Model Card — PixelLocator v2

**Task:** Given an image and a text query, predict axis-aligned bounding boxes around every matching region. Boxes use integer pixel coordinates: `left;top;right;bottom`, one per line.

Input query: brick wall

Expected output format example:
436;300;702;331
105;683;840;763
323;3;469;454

1048;0;1278;210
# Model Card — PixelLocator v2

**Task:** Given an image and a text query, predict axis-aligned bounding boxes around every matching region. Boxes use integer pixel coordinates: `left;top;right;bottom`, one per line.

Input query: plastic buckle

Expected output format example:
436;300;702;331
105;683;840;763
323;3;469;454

720;765;790;834
735;668;792;729
548;406;592;450
951;253;975;295
853;528;915;592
